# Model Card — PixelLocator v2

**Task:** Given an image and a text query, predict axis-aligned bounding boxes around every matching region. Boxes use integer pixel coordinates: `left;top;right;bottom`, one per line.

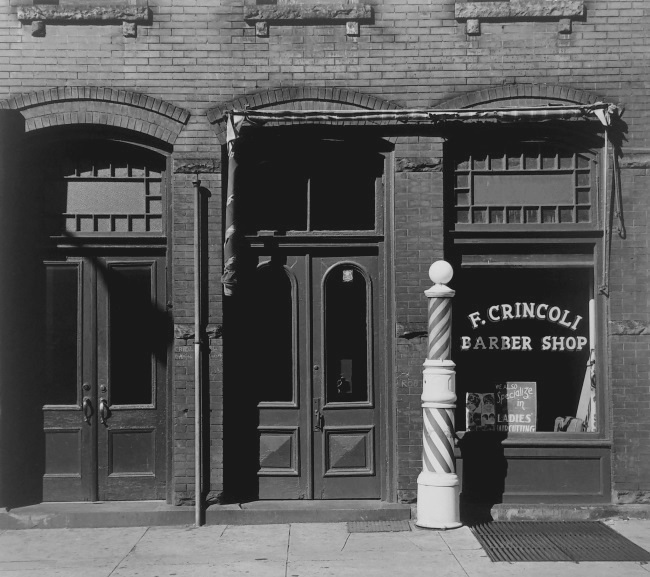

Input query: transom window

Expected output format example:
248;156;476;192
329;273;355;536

239;139;383;235
42;140;166;236
452;142;595;227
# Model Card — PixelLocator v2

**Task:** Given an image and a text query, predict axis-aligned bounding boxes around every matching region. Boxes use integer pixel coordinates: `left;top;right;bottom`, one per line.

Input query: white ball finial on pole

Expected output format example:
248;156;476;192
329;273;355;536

416;260;461;529
429;260;454;285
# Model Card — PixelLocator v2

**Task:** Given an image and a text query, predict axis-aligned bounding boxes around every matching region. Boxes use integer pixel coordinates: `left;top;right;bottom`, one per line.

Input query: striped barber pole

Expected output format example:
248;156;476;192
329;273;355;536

422;407;456;474
428;297;452;361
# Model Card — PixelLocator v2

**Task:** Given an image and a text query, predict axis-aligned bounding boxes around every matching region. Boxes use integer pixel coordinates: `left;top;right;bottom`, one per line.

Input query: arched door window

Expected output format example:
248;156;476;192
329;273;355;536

323;264;372;404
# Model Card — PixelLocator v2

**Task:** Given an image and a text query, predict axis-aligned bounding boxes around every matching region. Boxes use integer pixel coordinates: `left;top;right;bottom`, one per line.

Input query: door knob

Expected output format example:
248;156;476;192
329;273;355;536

99;398;110;425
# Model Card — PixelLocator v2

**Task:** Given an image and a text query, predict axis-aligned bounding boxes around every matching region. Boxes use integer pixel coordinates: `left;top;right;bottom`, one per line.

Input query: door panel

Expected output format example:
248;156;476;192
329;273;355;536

255;250;382;500
257;255;310;499
42;260;95;501
312;256;381;499
97;259;167;500
42;256;167;502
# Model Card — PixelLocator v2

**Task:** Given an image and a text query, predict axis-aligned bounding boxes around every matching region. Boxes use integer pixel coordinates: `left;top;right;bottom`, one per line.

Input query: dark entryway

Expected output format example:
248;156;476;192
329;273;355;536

35;137;171;502
223;135;389;501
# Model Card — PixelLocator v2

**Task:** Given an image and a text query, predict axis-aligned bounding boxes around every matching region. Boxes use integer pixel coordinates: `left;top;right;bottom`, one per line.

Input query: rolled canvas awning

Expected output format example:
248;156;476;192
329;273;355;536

223;102;618;134
221;102;619;295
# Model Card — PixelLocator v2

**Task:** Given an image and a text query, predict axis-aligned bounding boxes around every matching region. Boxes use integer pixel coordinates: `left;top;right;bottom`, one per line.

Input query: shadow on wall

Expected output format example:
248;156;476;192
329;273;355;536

222;247;262;503
457;432;508;525
0;111;46;507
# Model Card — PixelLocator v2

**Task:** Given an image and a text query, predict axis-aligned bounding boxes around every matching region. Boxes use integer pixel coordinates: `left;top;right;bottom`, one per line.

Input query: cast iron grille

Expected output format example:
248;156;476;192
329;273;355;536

471;521;650;562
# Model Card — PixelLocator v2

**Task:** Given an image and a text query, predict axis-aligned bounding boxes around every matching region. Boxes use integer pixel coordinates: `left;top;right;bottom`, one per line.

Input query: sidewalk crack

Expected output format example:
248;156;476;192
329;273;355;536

340;532;351;551
440;534;471;577
107;526;150;576
284;524;291;577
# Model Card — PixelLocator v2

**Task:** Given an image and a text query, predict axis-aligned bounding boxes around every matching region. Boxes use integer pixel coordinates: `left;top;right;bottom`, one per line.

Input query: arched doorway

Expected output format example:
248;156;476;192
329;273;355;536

35;136;172;502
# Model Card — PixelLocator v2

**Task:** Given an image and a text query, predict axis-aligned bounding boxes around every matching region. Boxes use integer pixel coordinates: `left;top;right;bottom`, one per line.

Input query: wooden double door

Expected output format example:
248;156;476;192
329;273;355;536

249;248;384;500
42;255;168;501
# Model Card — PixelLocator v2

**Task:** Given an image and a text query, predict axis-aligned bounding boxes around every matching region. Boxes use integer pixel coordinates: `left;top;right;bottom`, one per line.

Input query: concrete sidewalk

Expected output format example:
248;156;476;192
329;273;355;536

0;519;649;577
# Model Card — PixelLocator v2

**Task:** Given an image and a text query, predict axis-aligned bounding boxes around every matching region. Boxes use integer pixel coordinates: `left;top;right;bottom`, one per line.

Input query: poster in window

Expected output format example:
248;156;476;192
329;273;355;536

495;382;537;433
466;393;496;431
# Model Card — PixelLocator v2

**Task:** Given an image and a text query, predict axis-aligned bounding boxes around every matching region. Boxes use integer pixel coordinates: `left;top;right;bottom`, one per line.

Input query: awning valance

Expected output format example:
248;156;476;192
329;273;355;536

222;103;618;139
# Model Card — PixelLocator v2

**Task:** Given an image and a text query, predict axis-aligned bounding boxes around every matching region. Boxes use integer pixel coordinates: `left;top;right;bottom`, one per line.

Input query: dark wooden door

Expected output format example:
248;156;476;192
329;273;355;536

42;256;167;501
256;250;382;499
311;254;381;499
42;259;95;501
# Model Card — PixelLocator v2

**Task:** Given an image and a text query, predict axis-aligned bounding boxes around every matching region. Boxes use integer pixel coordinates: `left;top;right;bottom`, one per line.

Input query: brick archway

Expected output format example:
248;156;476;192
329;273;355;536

207;86;402;144
0;86;190;144
435;83;603;110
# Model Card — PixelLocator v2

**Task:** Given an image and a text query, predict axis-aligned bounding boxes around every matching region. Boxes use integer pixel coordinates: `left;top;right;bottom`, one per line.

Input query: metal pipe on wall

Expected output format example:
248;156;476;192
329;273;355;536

193;175;202;527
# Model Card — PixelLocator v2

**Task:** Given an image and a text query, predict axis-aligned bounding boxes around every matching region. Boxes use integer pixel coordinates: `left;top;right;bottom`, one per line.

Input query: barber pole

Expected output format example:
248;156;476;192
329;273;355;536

416;260;462;529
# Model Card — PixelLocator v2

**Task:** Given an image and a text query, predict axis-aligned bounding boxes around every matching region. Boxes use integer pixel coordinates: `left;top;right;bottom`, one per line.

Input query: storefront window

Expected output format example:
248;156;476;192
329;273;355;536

452;268;596;434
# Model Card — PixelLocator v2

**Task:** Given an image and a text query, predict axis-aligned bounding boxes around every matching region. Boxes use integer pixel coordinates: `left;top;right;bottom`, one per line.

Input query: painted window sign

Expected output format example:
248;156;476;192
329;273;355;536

453;269;593;433
461;302;587;352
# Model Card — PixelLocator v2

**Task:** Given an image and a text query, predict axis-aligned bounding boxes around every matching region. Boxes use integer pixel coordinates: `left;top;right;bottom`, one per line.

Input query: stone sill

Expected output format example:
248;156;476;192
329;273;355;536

244;3;372;37
455;1;584;35
17;4;151;37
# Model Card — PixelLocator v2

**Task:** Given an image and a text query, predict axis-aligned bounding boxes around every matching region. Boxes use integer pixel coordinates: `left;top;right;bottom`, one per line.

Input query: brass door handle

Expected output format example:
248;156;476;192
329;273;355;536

313;398;323;432
82;397;93;424
99;398;110;425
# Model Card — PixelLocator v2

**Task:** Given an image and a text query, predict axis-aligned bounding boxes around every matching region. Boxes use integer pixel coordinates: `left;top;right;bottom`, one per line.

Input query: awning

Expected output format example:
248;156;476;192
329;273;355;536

222;103;618;138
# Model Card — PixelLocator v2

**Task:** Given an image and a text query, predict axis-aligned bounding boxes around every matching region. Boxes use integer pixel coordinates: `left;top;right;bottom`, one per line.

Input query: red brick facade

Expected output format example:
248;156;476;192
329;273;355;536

1;0;649;508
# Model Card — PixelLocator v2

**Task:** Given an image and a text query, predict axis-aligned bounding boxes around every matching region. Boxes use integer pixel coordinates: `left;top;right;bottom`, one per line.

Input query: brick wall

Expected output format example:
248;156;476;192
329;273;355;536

1;0;649;504
610;159;650;503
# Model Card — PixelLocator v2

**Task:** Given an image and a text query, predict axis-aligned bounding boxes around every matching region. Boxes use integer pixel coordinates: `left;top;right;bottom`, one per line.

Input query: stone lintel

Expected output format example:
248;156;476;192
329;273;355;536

17;4;151;23
174;159;222;174
174;324;223;340
455;1;584;21
610;320;650;336
396;157;442;173
244;3;372;22
619;153;650;169
397;322;428;339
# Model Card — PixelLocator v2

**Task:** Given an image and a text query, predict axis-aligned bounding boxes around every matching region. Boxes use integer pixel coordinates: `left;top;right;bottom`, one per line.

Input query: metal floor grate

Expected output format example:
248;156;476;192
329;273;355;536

470;521;650;562
347;520;411;533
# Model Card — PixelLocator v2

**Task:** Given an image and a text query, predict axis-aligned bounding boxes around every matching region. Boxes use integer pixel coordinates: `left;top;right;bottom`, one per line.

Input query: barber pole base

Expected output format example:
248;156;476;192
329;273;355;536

416;472;461;529
416;360;461;529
